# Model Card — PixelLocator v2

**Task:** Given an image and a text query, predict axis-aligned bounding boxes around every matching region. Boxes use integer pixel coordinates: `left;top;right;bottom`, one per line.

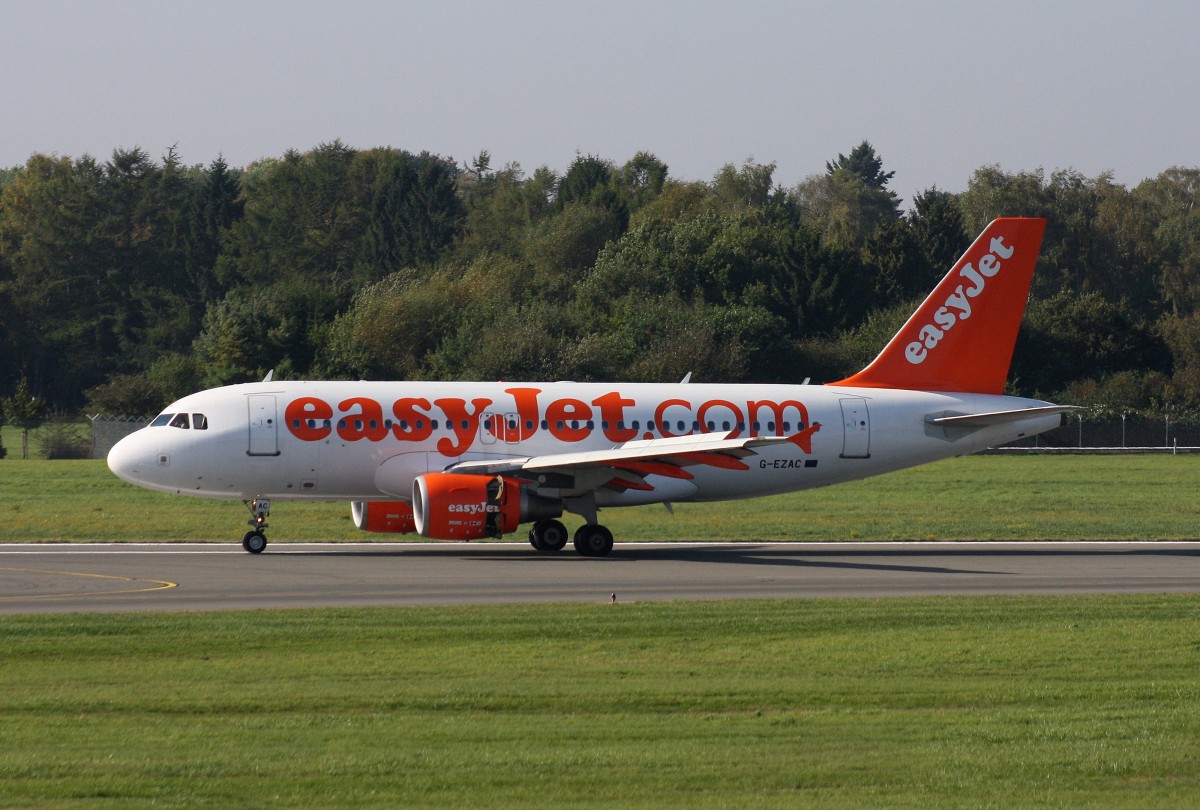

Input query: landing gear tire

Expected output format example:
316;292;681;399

530;519;569;552
242;498;270;553
573;524;614;557
242;530;267;554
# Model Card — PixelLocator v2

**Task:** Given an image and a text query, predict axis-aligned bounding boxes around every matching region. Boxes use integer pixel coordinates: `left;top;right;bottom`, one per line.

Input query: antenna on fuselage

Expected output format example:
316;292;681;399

679;372;692;384
261;369;274;383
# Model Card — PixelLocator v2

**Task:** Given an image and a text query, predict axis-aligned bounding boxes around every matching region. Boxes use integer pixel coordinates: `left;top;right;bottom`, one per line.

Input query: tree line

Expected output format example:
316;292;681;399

1;140;1198;423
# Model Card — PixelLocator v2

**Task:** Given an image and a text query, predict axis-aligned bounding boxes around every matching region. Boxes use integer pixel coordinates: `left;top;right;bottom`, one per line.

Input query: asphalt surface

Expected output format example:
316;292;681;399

2;541;1199;614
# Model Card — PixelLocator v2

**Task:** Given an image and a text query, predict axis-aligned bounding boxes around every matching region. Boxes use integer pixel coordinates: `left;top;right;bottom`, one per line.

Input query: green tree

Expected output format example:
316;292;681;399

826;140;896;191
1;377;46;459
957;165;1051;229
191;283;333;387
556;154;615;209
0;147;220;407
792;142;901;251
616;152;668;214
711;158;776;210
0;153;109;405
908;187;969;290
1136;168;1200;314
1012;291;1170;398
355;148;464;281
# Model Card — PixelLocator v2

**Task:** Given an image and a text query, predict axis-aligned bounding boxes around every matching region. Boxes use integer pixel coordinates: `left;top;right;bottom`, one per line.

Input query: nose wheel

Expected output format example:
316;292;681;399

242;530;268;554
241;498;271;553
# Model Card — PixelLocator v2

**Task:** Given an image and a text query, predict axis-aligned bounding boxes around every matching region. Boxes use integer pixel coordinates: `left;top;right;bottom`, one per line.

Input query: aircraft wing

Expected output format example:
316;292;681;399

444;428;817;488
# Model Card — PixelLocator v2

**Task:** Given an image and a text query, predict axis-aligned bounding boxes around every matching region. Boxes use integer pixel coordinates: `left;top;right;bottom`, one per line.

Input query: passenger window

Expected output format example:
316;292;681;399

193;414;208;430
168;413;190;429
150;414;172;427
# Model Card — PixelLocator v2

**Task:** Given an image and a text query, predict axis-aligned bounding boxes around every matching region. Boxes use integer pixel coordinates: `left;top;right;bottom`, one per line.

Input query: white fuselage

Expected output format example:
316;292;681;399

107;380;1060;506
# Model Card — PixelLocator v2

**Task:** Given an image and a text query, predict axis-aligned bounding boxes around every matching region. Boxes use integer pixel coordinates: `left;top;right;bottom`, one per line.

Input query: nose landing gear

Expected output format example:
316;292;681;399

242;498;270;553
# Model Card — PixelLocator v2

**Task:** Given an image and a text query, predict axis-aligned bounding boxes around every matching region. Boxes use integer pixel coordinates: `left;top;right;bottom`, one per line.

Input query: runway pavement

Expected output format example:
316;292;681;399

2;541;1199;614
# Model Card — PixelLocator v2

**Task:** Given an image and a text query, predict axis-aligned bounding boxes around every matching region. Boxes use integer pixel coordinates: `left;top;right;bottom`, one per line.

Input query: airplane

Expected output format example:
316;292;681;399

107;217;1072;556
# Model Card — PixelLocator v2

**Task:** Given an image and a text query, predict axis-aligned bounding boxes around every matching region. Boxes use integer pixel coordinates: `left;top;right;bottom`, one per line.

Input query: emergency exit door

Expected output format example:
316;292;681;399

248;395;280;456
839;398;870;458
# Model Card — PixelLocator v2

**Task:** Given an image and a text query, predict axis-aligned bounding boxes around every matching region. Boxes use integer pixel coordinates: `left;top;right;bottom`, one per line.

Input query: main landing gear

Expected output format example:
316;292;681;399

528;519;614;557
242;498;270;554
572;524;614;557
529;519;568;552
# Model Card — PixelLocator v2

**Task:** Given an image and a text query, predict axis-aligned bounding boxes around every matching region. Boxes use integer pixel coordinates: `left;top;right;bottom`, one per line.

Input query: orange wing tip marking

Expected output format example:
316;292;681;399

609;460;694;480
785;422;822;454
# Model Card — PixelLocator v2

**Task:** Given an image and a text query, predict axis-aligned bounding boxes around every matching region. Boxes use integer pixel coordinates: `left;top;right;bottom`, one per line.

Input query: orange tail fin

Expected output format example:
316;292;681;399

831;217;1047;394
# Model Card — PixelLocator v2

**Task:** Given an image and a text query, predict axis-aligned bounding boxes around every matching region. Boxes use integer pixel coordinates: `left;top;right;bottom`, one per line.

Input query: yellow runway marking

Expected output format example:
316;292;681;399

0;567;178;601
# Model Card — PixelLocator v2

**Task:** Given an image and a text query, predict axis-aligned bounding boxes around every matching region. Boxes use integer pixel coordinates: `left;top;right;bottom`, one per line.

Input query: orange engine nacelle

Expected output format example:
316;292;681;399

412;473;560;540
351;501;417;533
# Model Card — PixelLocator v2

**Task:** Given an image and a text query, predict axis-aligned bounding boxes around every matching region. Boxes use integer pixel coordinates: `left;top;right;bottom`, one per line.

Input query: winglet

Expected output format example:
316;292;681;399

830;217;1047;394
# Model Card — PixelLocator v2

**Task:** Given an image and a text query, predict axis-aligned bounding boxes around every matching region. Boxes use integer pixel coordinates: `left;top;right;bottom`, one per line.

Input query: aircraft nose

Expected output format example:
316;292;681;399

107;433;146;484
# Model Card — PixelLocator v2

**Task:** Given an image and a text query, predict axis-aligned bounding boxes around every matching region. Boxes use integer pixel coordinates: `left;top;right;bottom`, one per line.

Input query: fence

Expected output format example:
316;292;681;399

995;414;1200;453
89;415;148;460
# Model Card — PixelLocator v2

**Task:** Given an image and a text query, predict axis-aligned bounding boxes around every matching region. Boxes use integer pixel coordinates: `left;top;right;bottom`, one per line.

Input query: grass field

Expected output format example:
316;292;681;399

4;456;1200;806
2;454;1199;543
2;595;1199;808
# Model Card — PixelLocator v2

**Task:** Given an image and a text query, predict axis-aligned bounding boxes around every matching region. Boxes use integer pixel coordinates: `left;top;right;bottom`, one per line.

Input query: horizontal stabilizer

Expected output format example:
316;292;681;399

925;405;1079;429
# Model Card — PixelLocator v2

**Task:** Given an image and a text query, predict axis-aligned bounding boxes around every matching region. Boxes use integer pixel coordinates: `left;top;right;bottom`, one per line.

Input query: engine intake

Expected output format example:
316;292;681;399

412;473;560;540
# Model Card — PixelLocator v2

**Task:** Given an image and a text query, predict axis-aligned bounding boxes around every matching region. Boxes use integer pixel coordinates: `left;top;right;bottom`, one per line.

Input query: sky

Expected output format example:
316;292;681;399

2;0;1197;205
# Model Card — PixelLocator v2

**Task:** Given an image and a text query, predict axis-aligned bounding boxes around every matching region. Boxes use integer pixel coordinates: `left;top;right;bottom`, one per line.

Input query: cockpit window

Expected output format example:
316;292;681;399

150;414;173;427
169;413;190;429
193;413;208;430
